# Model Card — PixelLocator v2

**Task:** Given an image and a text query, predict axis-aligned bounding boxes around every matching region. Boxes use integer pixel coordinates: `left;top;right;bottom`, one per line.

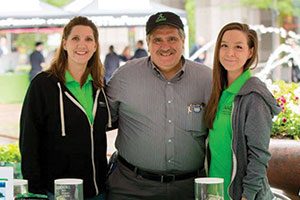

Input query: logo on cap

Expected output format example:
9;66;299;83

155;14;167;23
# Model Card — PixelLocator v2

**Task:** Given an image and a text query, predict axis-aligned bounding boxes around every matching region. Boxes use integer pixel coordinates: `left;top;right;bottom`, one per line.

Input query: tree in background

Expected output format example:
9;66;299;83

185;0;196;49
240;0;300;31
14;33;47;54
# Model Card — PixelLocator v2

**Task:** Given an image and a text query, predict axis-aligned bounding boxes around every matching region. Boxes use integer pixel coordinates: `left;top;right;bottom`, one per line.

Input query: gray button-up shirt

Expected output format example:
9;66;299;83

106;57;212;173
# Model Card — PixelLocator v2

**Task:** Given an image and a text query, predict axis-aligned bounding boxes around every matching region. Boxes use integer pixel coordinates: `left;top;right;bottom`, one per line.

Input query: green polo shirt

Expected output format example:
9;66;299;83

65;71;94;124
209;69;251;200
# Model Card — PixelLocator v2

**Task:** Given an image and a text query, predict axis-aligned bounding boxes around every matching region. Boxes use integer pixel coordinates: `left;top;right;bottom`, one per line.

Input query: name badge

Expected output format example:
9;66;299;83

188;103;205;113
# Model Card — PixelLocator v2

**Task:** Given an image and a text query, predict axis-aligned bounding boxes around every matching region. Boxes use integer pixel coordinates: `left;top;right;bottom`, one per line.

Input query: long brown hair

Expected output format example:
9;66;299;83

204;22;258;129
47;16;104;88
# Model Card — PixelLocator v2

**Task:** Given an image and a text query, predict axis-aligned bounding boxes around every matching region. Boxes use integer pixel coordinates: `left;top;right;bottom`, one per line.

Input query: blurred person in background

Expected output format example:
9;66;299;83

131;40;148;59
286;38;300;83
6;46;20;72
104;45;120;82
189;36;207;64
119;45;131;63
29;41;45;81
0;37;8;56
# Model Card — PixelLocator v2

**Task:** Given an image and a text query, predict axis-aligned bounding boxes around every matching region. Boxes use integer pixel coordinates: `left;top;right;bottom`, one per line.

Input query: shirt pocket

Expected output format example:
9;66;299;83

185;103;207;137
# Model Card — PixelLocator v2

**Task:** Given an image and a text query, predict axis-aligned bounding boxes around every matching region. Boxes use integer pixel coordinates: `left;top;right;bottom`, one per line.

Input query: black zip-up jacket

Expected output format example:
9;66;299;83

19;72;111;198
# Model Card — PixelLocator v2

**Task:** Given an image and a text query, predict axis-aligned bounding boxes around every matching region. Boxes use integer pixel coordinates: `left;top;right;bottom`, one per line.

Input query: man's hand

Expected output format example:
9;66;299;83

241;197;247;200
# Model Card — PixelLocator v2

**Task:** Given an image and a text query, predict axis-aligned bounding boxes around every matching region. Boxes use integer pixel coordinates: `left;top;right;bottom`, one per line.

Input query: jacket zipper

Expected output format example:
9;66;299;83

65;91;99;195
228;102;236;200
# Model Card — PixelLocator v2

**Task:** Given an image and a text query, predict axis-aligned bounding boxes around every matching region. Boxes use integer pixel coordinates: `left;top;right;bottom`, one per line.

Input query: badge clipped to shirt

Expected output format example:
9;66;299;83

187;103;205;114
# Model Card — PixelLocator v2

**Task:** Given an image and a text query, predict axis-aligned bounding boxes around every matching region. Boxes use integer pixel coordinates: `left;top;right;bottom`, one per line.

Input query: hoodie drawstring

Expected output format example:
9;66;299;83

57;83;112;137
93;89;100;119
101;88;112;128
57;82;66;136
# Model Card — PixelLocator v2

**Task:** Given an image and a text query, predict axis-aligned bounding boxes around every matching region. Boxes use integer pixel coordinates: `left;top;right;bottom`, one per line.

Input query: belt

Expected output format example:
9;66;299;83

118;155;198;183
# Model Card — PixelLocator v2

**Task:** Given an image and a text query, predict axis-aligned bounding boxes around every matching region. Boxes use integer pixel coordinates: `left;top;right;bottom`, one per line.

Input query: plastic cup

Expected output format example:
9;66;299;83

13;179;28;197
54;178;83;200
194;177;224;200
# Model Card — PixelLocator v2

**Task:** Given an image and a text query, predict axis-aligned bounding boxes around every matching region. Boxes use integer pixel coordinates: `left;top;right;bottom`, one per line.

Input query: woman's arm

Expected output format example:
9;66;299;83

19;80;46;194
242;93;273;199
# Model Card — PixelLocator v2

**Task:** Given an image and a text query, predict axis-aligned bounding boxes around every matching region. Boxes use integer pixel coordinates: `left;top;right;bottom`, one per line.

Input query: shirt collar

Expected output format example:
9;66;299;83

148;56;186;82
225;69;251;94
65;70;93;85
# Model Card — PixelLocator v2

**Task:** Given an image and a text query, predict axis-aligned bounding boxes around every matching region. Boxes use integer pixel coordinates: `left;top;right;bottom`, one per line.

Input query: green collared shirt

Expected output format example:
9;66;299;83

65;71;94;124
209;69;251;200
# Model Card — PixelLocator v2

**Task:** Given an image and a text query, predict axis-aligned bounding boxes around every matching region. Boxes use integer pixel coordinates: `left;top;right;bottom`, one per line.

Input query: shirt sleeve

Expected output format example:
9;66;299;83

105;69;121;123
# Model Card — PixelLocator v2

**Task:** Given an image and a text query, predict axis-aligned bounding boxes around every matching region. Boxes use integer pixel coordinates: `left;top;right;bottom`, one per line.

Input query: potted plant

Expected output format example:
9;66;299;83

0;143;22;179
271;80;300;140
266;80;300;199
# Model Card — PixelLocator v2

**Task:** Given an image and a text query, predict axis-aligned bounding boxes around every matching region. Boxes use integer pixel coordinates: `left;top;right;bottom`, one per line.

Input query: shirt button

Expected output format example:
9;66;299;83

168;139;172;143
168;160;171;163
168;100;172;104
167;82;171;85
168;120;172;123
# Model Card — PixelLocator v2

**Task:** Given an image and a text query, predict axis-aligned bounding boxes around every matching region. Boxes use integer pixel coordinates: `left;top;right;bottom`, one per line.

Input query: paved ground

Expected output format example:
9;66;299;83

0;104;21;138
0;136;17;145
0;103;117;155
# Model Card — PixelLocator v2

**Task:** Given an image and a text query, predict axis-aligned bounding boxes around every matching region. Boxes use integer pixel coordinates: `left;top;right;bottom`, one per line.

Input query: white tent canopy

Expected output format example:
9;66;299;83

64;0;187;27
0;0;71;29
0;0;70;19
0;0;189;55
0;0;186;29
64;0;150;12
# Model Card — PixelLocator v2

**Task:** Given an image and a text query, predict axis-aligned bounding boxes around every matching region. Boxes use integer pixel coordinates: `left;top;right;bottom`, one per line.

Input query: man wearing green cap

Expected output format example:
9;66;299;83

106;11;212;200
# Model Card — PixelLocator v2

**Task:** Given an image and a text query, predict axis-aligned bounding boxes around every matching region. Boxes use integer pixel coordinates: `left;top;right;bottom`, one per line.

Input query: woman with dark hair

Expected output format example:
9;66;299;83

204;22;281;200
20;16;111;200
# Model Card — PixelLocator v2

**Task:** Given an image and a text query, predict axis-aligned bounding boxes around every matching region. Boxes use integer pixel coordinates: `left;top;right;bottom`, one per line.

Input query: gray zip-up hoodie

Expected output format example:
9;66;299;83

229;77;281;200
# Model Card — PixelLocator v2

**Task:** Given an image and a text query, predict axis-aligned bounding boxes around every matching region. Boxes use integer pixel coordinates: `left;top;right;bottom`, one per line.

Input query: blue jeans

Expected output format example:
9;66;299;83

47;192;105;200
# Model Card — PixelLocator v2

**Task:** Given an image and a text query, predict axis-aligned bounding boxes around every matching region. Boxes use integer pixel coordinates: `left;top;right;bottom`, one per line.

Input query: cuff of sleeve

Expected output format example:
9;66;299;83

243;187;257;200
